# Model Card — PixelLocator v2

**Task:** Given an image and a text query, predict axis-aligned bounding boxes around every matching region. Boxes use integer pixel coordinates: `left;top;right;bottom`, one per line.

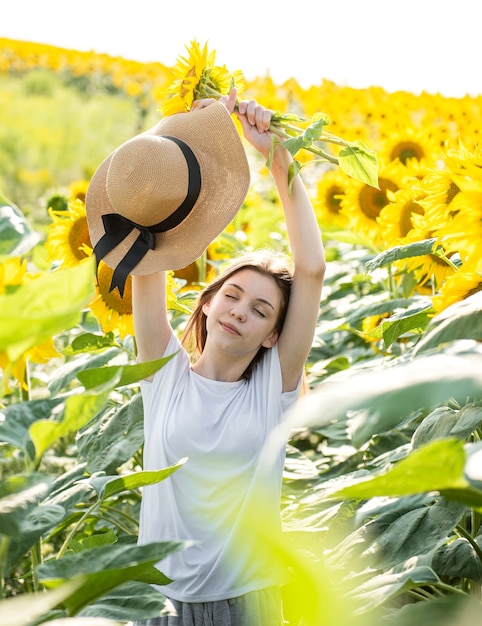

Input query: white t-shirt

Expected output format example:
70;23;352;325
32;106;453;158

138;332;300;602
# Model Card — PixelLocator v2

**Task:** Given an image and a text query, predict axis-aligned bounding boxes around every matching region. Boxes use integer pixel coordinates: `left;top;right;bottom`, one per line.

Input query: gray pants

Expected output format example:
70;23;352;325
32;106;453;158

134;586;284;626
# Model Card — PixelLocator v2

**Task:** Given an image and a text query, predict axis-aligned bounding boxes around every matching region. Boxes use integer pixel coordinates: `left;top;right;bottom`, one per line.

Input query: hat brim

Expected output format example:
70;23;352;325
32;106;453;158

86;102;250;274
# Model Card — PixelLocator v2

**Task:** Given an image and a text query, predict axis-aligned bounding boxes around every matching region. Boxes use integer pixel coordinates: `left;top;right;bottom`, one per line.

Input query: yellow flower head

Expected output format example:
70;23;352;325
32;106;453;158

313;168;349;230
159;40;244;116
341;161;404;245
68;179;90;204
46;198;92;268
86;249;180;340
431;262;482;313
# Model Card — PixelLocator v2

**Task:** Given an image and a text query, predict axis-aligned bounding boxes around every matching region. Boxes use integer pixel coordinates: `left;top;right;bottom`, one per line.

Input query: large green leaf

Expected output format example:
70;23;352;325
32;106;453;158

48;347;120;396
432;536;482;581
360;499;465;570
0;258;95;361
0;203;40;256
36;541;185;615
87;458;188;500
30;392;108;461
365;238;437;272
380;594;482;626
276;348;482;451
349;566;440;612
0;580;84;626
76;353;177;392
0;397;64;455
413;290;482;355
329;439;467;499
76;393;145;474
0;474;51;536
6;503;65;571
77;580;169;621
337;140;379;188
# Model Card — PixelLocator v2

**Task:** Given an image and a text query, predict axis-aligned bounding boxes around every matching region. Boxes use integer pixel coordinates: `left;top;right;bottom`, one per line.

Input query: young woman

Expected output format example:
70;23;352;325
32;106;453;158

131;89;326;625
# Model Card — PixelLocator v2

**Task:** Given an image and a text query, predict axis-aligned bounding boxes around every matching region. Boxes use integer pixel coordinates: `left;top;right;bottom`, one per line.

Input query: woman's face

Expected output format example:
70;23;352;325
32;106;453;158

202;268;282;359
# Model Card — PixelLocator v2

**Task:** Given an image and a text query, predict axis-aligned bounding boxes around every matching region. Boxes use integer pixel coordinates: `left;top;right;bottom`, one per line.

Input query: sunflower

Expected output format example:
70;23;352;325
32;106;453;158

378;126;440;168
46;198;92;267
87;255;181;340
68;179;90;203
377;185;427;249
340;161;404;245
313;168;349;230
435;188;482;264
158;40;244;116
431;261;482;313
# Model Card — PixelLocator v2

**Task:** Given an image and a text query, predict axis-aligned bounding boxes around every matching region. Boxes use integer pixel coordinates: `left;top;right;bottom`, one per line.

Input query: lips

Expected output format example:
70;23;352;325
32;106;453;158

220;321;241;335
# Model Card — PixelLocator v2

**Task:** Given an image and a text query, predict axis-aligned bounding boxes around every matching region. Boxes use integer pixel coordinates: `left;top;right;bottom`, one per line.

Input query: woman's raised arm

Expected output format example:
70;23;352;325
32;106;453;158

132;272;172;365
235;100;326;392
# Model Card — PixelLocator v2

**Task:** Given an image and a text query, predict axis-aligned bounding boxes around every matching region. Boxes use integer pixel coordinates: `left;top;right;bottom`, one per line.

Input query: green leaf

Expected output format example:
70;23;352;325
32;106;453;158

0;258;95;362
279;349;482;450
380;594;482;626
0;397;64;454
48;347;120;396
365;238;438;272
360;499;465;570
329;439;482;508
76;353;177;392
413;290;482;355
36;541;186;615
6;504;65;571
0;475;51;536
349;566;440;612
77;580;169;621
76;393;145;474
88;458;188;499
0;580;84;626
337;141;379;188
30;392;108;461
377;309;432;348
0;203;40;256
432;536;482;581
67;331;119;354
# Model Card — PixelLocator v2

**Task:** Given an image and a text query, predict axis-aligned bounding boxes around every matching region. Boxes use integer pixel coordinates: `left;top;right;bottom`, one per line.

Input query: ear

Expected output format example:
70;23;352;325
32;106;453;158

262;330;279;349
202;300;211;316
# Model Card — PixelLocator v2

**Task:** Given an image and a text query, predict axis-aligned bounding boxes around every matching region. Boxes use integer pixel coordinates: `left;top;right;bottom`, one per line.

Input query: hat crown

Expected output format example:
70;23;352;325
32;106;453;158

106;135;189;226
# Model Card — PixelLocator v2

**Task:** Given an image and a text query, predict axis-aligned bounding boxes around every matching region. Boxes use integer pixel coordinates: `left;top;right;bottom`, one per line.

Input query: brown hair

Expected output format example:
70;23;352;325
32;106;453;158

181;249;293;380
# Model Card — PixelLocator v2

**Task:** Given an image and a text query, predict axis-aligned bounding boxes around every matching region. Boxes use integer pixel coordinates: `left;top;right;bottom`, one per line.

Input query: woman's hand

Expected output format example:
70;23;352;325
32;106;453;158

235;98;274;159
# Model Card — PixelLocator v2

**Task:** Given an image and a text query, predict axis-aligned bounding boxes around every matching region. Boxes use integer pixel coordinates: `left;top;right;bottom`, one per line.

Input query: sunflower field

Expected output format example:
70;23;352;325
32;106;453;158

1;38;482;626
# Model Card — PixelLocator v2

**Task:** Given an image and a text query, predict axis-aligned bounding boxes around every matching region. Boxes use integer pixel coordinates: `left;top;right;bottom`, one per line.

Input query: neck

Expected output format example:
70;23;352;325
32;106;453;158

191;349;252;382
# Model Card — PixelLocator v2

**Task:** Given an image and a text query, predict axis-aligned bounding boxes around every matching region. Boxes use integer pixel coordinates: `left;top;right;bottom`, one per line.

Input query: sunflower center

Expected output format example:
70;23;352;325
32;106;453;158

326;184;344;214
390;141;425;164
359;177;398;220
400;200;424;237
446;181;461;204
97;264;133;315
68;216;92;260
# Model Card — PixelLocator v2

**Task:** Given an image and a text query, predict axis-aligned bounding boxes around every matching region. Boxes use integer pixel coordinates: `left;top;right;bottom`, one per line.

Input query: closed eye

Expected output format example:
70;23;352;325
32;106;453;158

253;308;266;317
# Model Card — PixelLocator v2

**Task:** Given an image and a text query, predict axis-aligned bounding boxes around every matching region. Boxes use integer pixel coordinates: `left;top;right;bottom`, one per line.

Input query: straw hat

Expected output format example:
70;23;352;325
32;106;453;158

85;102;250;296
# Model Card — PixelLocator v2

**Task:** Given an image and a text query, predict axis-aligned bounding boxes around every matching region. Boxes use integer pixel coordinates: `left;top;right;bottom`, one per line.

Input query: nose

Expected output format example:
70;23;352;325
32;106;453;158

230;305;246;322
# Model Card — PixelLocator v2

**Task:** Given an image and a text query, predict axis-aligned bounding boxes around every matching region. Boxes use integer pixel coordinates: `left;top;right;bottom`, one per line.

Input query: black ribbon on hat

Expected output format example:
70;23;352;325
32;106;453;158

93;136;201;297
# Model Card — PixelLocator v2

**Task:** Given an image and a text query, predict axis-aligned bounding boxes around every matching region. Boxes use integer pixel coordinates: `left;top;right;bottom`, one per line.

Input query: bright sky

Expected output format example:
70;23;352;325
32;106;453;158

2;0;481;98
